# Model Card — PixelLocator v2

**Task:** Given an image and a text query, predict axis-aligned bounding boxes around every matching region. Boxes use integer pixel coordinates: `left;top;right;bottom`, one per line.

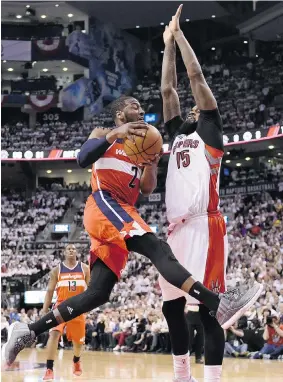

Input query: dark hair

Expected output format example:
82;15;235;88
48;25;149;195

109;95;134;120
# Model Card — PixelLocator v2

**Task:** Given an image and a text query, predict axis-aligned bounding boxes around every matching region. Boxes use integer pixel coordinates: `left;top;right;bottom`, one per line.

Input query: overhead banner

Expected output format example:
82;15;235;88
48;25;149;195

61;19;145;115
32;37;68;61
29;94;58;112
1;40;31;61
220;183;278;196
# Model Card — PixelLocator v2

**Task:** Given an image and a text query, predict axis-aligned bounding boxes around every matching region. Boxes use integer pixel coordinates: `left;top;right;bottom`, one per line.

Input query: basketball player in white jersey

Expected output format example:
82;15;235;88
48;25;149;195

160;5;232;382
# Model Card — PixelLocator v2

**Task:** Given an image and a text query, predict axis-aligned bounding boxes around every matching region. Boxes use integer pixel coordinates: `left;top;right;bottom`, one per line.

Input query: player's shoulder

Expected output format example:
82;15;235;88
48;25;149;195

199;108;222;124
89;126;114;139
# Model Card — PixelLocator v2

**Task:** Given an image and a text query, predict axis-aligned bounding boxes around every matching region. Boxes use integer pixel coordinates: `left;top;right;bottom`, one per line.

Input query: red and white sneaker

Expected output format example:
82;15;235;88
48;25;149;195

73;361;82;376
43;368;54;381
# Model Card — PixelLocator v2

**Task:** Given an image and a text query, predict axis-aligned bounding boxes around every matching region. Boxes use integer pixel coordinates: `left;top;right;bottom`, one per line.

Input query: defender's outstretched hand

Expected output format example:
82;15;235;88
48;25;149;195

169;4;183;35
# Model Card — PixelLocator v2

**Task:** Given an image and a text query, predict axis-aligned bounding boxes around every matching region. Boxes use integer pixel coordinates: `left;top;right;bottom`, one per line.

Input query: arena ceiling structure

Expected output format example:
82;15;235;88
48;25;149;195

2;1;282;41
69;0;229;29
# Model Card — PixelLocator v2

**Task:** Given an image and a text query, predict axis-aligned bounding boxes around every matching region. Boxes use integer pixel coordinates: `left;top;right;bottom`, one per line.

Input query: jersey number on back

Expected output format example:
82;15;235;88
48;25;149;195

176;150;190;169
129;166;138;188
68;281;77;292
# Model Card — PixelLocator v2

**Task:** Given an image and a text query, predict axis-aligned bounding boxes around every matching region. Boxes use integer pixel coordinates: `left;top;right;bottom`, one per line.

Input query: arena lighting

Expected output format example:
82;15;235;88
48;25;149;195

87;169;92;173
42;68;48;72
185;19;190;22
211;47;216;51
67;169;72;173
26;5;30;8
160;22;164;25
245;157;251;161
46;170;52;174
236;163;241;167
82;30;86;33
227;152;230;155
41;15;47;19
16;15;22;19
268;145;275;149
3;60;6;63
62;60;65;63
136;25;140;28
211;15;216;18
225;160;231;163
55;4;59;6
7;68;13;71
68;13;74;18
244;40;248;44
256;55;258;57
161;51;164;54
278;153;281;156
62;67;68;71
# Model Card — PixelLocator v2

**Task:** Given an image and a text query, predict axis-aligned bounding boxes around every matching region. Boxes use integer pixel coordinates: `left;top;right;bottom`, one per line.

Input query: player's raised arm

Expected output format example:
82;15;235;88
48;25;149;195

169;4;217;111
161;26;181;123
42;267;58;315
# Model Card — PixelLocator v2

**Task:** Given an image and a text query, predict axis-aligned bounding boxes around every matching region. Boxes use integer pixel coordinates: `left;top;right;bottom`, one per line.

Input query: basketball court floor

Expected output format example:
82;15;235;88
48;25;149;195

2;349;282;381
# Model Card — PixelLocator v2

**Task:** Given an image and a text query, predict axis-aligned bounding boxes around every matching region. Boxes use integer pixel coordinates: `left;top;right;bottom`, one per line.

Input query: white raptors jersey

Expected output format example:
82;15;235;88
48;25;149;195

166;131;223;223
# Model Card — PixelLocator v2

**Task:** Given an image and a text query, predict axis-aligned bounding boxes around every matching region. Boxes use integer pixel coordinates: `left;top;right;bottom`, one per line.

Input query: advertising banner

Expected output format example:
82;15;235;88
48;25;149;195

220;183;278;196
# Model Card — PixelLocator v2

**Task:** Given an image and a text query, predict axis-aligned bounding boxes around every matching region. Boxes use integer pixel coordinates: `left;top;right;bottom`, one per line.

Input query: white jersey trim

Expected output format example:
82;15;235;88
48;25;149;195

95;157;142;179
62;261;79;271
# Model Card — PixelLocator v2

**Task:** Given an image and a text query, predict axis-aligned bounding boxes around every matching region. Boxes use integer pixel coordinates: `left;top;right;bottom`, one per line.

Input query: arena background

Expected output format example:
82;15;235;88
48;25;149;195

1;1;283;381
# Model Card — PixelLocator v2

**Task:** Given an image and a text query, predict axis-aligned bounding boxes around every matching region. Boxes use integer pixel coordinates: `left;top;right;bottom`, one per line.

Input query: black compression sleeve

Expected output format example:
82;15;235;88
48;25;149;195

196;109;224;151
77;137;111;168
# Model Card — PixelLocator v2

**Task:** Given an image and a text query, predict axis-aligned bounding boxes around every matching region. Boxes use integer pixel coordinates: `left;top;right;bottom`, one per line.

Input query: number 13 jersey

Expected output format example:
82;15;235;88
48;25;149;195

165;109;224;224
56;262;87;304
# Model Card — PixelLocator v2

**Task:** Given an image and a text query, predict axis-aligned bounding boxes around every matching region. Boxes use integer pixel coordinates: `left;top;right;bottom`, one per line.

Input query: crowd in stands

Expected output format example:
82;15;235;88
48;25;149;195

221;161;283;187
1;185;283;359
2;52;283;152
1;189;71;277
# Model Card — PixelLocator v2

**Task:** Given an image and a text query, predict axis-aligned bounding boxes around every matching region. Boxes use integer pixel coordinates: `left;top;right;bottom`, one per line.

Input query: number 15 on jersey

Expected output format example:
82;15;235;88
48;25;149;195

176;150;190;169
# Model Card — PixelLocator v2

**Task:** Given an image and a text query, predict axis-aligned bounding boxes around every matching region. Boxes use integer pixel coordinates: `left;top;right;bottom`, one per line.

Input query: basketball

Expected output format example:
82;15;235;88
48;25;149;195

124;124;163;165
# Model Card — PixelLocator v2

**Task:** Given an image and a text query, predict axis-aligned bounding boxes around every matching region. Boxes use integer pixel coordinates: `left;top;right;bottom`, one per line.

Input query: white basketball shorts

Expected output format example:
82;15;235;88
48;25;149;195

159;212;228;304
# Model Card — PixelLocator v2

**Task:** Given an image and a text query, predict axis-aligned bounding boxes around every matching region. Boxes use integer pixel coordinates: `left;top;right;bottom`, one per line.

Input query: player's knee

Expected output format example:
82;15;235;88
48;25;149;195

162;297;186;319
83;287;110;311
49;330;61;340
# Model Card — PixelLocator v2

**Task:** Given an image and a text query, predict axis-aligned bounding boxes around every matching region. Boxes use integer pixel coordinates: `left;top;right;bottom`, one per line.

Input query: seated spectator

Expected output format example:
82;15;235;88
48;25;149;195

224;318;249;357
253;314;283;359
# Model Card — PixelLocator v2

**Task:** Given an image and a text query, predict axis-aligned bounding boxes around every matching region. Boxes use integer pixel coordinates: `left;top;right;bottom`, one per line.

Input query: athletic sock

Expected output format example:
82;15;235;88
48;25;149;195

46;359;54;371
173;352;191;379
204;365;222;382
73;356;80;364
29;311;59;336
188;281;219;312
